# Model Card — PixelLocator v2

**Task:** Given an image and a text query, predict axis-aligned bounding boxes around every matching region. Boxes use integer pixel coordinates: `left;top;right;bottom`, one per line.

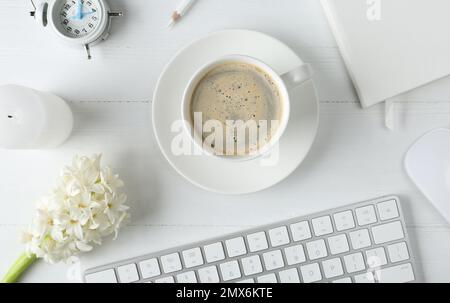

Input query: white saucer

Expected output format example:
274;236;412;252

152;30;319;194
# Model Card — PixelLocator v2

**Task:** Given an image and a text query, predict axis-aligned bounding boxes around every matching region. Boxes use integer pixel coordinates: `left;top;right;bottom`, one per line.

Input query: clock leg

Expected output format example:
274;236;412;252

84;44;92;60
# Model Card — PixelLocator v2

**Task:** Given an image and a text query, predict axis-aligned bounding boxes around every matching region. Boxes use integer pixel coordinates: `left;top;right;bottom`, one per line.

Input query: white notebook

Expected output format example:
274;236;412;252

321;0;450;108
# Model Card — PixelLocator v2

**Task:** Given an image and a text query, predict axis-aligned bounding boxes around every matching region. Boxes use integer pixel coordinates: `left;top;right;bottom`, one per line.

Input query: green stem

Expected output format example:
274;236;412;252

1;253;37;283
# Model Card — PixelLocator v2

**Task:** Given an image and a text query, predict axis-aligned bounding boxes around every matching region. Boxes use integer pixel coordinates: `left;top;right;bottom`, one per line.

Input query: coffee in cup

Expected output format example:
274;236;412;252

182;55;312;161
189;61;283;156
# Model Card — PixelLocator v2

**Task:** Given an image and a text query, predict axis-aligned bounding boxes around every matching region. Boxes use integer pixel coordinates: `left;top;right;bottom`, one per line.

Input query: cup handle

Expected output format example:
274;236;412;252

280;64;313;90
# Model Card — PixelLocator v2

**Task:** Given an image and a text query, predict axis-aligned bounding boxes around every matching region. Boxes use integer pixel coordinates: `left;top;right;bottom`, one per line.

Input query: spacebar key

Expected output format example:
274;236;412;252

377;263;415;283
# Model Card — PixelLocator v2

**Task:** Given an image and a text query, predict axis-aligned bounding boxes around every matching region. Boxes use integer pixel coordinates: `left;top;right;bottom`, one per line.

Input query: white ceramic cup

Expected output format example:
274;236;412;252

181;55;313;160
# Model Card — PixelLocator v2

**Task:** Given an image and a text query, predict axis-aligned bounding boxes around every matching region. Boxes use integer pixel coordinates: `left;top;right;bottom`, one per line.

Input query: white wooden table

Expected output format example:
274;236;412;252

1;0;450;283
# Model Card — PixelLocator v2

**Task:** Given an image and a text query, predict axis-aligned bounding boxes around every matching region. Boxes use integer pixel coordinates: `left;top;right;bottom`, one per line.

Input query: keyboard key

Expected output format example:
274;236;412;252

263;250;284;271
117;264;139;283
241;255;263;276
377;200;399;221
376;263;415;283
278;268;300;283
268;226;290;247
257;273;277;283
344;252;365;273
182;247;204;268
154;276;174;283
176;271;197;283
349;229;371;250
306;239;328;260
238;279;255;283
387;242;410;263
354;272;375;283
139;258;161;279
366;247;387;268
225;237;247;257
284;244;306;265
355;205;377;226
247;232;268;252
322;258;344;279
198;266;220;283
220;260;241;281
333;210;355;231
161;253;182;273
204;242;225;263
372;221;404;244
85;269;117;283
312;216;333;236
327;234;350;255
290;221;312;241
332;277;352;283
300;263;322;283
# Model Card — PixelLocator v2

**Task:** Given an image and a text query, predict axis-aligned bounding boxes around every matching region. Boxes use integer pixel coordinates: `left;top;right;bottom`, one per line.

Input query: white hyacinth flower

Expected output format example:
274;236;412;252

2;154;130;282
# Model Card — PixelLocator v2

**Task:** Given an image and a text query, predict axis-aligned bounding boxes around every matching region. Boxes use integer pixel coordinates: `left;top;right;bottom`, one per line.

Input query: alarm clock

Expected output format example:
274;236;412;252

30;0;122;59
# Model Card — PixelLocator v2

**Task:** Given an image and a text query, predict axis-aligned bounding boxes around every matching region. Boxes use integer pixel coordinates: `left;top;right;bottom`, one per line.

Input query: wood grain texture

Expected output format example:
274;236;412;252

1;0;450;282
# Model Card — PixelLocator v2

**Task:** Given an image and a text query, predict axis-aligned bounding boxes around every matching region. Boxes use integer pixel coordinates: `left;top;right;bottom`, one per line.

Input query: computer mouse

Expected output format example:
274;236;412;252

405;128;450;223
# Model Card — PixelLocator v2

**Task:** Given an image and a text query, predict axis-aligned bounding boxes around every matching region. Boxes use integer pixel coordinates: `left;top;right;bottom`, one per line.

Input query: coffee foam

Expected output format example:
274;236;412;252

189;61;282;156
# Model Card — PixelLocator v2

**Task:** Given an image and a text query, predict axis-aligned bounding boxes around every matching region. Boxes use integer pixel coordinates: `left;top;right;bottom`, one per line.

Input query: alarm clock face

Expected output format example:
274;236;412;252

54;0;103;39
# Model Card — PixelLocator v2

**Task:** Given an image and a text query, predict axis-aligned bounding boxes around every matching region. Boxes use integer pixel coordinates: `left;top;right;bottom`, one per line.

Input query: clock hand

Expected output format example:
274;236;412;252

77;0;83;20
82;10;95;16
70;1;82;19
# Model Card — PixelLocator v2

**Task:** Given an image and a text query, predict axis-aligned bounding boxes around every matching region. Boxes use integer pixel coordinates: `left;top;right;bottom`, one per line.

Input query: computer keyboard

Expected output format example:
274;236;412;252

84;196;417;283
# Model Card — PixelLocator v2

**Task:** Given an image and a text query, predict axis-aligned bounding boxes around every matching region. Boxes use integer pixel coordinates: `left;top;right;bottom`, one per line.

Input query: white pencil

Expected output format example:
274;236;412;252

168;0;198;28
